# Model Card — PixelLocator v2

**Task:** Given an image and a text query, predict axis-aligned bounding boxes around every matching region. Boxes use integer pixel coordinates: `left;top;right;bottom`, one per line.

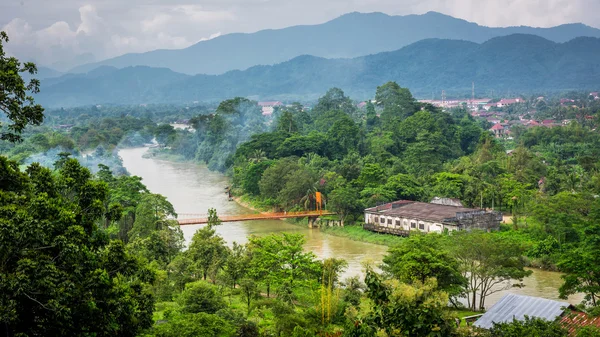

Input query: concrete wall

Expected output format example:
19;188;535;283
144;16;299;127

365;212;457;233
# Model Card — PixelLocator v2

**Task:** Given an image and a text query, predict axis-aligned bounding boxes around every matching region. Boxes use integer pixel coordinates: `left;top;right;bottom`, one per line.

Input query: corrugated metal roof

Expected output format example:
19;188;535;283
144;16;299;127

474;294;570;329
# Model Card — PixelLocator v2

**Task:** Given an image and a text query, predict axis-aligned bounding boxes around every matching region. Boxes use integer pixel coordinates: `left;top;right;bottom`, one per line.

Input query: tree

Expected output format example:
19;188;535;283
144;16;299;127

327;186;363;226
344;268;459;336
177;281;226;314
382;234;467;299
356;163;386;188
385;173;424;201
223;242;249;288
187;209;228;281
247;234;318;297
241;161;271;196
453;231;532;311
0;157;154;336
239;278;260;315
311;88;358;120
276;110;299;133
0;32;44;142
277;167;317;209
271;233;319;287
558;224;600;306
130;193;177;239
247;235;279;298
342;276;364;307
326;114;361;157
375;81;417;126
259;158;301;198
154;123;176;145
365;101;378;131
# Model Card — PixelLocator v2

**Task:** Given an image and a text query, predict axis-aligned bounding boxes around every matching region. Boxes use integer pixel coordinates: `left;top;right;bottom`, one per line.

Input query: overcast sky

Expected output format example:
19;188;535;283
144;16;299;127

2;0;599;70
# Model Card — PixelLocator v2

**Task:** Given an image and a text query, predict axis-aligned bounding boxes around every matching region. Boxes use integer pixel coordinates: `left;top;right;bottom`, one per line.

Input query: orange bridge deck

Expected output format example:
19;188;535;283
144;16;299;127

177;211;335;225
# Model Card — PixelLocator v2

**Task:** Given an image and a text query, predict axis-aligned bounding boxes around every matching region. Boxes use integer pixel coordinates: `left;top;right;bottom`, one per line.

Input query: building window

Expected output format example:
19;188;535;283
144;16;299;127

395;220;401;226
419;223;425;230
380;217;385;224
387;218;392;225
374;217;379;224
411;222;416;229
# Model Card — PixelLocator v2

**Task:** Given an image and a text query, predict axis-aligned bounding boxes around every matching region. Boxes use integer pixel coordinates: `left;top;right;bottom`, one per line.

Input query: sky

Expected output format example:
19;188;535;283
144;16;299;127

1;0;599;71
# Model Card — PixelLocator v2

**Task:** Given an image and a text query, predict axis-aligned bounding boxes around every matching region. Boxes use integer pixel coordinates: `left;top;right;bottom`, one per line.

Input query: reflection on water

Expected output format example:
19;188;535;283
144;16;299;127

119;147;584;308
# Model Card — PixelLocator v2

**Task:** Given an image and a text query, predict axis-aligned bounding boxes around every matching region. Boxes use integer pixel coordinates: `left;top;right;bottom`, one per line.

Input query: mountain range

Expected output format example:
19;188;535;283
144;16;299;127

35;34;600;107
69;11;600;76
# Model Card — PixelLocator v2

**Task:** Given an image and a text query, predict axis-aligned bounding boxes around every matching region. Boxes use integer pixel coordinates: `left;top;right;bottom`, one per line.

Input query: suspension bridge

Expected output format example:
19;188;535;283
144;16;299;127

177;210;335;225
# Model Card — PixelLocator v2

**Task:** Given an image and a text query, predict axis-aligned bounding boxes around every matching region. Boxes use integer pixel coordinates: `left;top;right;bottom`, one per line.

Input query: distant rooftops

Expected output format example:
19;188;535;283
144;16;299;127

258;101;283;107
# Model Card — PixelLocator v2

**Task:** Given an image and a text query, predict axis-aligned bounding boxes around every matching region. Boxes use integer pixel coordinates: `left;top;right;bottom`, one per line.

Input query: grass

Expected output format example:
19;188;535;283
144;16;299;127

320;225;406;247
144;149;188;162
451;309;484;327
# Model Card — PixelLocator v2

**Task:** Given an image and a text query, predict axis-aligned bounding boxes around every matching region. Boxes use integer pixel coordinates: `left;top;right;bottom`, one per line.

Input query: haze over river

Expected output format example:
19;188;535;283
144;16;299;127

119;147;583;308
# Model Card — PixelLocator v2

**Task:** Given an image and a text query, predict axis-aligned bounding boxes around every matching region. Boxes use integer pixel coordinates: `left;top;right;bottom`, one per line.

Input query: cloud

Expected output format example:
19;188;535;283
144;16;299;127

2;3;234;70
1;0;599;71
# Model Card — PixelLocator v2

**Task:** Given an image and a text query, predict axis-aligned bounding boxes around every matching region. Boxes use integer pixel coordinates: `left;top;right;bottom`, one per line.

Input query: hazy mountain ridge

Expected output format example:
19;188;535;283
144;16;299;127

36;34;600;107
68;11;600;75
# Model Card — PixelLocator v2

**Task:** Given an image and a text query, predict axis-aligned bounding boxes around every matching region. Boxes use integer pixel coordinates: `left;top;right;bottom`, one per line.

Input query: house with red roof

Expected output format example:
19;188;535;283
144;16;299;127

561;311;600;336
490;123;505;138
257;101;283;116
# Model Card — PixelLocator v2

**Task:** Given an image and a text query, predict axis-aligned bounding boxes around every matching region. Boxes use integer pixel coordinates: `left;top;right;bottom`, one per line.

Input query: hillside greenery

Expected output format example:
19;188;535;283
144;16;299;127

35;34;600;107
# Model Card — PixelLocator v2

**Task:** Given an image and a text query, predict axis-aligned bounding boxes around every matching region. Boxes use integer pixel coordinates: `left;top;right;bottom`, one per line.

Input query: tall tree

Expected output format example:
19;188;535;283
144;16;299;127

187;209;228;281
382;234;467;299
0;32;44;142
344;268;459;336
558;224;600;306
453;231;532;311
0;157;154;336
375;81;417;126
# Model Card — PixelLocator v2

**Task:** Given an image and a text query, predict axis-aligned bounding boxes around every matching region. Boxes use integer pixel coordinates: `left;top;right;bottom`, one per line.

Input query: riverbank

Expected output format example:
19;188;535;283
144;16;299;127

143;148;188;162
320;225;406;247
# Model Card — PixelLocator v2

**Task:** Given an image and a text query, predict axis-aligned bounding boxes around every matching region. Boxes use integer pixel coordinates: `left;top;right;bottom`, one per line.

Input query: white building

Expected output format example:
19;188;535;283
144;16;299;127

363;200;501;235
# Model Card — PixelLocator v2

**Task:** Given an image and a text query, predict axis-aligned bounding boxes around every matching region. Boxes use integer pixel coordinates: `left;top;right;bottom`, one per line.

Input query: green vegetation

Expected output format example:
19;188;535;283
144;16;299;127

320;225;406;246
3;31;600;336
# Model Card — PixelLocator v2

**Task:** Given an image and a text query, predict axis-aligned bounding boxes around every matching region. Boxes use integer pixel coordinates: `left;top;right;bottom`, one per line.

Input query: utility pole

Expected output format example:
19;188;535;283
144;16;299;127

472;82;475;109
442;90;446;107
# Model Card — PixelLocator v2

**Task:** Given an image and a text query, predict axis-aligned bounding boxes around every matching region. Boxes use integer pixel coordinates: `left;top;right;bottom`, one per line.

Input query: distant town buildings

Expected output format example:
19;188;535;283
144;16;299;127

490;124;505;138
257;101;283;116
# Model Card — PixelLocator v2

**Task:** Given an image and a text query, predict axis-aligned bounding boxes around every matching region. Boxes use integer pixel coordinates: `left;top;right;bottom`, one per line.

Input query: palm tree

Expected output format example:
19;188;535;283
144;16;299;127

248;149;267;163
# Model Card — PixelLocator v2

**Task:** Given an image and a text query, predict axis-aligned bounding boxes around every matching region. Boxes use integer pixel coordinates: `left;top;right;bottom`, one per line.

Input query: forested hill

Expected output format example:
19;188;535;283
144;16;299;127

37;35;600;107
69;11;600;75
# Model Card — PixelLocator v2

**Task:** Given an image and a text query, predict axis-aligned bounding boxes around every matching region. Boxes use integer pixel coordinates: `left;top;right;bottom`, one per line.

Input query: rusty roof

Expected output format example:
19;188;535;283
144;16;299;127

560;311;600;336
366;201;483;223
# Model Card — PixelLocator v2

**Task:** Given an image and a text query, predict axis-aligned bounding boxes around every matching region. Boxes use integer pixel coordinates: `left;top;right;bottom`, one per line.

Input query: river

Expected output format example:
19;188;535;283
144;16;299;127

119;147;583;308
